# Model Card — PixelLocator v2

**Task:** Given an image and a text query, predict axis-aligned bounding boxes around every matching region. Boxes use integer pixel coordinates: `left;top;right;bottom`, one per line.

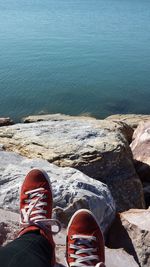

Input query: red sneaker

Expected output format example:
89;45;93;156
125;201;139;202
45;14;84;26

66;209;105;267
19;169;61;265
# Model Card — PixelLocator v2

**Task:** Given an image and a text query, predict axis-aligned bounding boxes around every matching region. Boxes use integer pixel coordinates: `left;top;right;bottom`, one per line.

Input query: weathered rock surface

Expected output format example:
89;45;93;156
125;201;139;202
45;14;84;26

0;117;13;127
23;113;96;123
0;144;4;151
130;121;150;208
107;208;150;267
23;114;133;144
105;248;139;267
0;209;19;246
0;115;145;211
0;151;115;233
130;121;150;181
105;114;150;129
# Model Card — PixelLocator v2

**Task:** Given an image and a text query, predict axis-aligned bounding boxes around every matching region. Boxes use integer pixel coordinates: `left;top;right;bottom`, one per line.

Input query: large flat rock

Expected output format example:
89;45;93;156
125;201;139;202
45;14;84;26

0;115;145;211
107;208;150;267
23;114;96;123
23;114;134;144
0;151;115;233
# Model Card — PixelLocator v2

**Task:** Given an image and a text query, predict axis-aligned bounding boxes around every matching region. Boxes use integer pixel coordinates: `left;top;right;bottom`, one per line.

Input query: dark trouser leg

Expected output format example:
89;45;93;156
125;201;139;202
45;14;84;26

0;231;53;267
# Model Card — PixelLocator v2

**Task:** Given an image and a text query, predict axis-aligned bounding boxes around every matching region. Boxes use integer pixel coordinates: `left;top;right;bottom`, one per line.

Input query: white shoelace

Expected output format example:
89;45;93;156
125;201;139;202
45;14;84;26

20;187;61;234
69;235;100;267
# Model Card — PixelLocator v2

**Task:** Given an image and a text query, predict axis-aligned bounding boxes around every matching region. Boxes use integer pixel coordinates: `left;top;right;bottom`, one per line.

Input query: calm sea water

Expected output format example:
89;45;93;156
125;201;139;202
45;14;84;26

0;0;150;121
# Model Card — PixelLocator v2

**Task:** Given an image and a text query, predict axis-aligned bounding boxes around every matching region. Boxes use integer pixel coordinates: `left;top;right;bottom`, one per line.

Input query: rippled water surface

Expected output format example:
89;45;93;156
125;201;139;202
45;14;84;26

0;0;150;121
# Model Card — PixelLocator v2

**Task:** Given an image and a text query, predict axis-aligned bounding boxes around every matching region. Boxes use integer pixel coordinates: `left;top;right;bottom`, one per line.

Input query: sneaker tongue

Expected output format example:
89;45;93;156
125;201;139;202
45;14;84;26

75;238;91;247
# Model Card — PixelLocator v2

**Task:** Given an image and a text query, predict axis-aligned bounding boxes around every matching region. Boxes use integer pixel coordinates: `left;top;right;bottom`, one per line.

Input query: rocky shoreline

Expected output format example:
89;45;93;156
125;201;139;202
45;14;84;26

0;113;150;266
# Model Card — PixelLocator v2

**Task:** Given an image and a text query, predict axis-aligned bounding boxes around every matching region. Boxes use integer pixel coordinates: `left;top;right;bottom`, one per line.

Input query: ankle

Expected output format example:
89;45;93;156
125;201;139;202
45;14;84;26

19;224;55;244
18;225;41;237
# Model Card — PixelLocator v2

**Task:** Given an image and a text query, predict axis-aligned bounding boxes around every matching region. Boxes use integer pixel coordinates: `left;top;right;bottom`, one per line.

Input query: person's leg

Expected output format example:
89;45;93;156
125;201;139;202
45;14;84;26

0;169;60;267
66;209;105;267
0;231;53;267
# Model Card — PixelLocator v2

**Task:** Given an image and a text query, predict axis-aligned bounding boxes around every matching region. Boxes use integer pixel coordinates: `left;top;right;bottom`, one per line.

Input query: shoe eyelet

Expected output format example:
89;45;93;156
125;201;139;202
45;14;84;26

70;235;73;240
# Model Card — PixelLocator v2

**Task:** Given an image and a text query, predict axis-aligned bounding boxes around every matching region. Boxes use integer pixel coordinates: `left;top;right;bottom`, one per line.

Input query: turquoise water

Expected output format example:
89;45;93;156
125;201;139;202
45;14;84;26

0;0;150;121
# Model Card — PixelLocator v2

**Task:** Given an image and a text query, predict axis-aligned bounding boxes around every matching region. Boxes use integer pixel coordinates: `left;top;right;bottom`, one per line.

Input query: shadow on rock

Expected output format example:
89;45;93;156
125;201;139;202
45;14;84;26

106;214;140;266
134;160;150;182
134;159;150;208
